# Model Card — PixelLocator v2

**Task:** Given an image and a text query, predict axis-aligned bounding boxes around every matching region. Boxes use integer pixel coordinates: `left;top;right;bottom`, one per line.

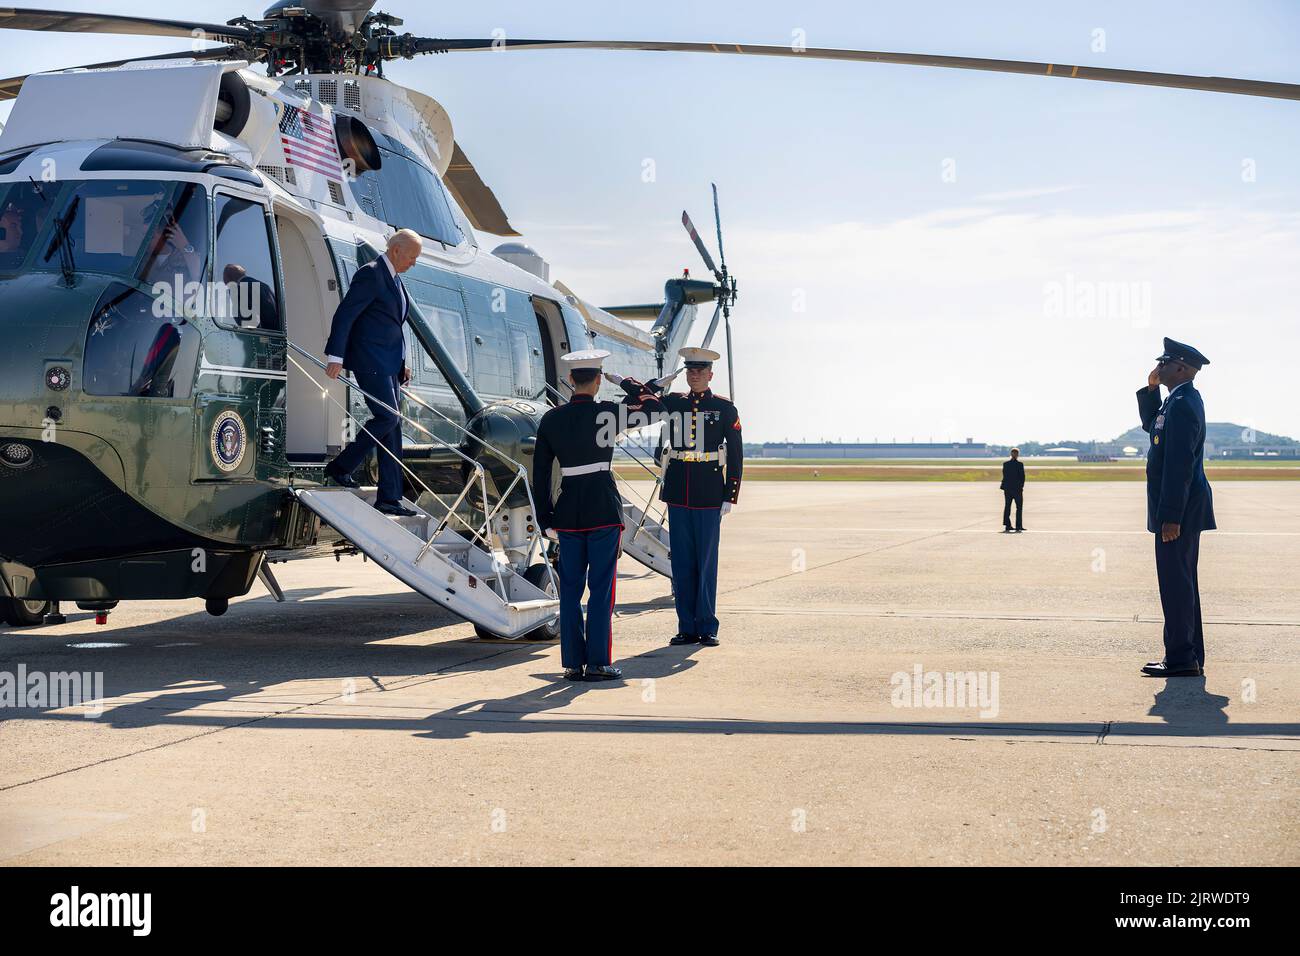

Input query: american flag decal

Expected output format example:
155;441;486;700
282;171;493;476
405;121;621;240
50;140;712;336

279;105;343;181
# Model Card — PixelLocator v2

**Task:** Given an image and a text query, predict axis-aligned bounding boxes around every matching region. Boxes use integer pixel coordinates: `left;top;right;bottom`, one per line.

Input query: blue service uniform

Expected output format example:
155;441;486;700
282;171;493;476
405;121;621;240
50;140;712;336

324;258;410;506
635;385;744;640
531;381;654;668
1137;381;1216;670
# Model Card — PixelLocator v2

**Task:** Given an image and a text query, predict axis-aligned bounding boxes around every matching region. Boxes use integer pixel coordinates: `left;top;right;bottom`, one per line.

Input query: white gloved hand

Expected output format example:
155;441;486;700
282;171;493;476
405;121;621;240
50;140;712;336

603;372;626;386
653;368;682;389
721;502;733;517
544;528;558;542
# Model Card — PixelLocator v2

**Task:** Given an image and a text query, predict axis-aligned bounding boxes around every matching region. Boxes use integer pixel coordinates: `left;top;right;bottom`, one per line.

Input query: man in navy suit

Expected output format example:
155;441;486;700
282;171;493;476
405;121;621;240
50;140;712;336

1136;337;1216;678
323;229;422;516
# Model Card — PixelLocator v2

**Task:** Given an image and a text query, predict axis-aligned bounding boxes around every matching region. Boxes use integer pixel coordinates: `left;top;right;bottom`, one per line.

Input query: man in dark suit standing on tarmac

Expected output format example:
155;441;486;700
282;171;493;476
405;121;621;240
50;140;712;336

1137;337;1216;678
1000;448;1026;532
322;230;422;516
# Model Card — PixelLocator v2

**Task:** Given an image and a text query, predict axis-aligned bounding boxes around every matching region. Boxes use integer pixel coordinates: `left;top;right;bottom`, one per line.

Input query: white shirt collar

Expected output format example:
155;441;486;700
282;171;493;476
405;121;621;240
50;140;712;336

381;253;396;277
1168;381;1191;399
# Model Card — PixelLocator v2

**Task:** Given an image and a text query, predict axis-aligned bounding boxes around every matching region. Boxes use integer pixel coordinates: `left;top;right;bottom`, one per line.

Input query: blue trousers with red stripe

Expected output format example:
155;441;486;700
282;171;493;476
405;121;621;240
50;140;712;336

667;505;722;638
556;526;622;668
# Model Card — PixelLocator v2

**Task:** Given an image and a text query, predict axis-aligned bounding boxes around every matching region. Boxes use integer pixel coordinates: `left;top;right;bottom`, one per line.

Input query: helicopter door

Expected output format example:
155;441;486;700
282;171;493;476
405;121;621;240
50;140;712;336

273;208;342;460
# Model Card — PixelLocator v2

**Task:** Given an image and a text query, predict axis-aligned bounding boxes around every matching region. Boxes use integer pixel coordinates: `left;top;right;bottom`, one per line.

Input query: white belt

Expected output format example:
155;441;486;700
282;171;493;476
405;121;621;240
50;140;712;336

560;461;612;476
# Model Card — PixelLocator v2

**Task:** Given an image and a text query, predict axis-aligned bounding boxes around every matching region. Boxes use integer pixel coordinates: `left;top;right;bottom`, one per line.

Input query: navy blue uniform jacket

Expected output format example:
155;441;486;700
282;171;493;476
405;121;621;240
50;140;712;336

324;258;409;376
531;380;656;533
633;386;743;508
1137;383;1216;534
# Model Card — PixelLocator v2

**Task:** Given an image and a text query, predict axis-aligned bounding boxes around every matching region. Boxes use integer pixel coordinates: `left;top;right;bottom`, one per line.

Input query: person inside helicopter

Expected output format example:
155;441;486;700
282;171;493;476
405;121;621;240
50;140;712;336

0;184;51;272
139;192;205;289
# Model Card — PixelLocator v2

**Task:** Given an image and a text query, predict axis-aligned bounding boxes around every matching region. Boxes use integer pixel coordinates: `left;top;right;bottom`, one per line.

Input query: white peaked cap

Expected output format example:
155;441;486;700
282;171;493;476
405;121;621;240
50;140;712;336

561;349;611;370
678;346;721;366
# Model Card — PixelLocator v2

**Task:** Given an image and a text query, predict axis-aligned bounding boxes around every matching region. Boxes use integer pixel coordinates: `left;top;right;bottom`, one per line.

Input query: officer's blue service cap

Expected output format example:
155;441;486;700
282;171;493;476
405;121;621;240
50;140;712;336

679;346;721;369
561;348;611;370
1158;337;1210;369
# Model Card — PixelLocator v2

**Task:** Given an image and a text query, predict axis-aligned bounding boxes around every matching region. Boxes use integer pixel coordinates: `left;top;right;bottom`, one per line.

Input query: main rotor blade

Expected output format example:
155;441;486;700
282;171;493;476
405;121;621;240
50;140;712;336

420;37;1300;102
682;210;720;280
0;46;247;102
0;7;254;45
443;142;519;236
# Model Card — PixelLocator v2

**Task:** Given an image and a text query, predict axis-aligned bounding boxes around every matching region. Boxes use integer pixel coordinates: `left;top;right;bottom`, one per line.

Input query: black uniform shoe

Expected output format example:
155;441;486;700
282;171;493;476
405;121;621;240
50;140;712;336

584;665;622;681
669;633;698;645
324;462;360;488
375;501;417;517
1140;661;1202;677
1001;527;1013;533
563;667;584;681
1016;527;1026;532
698;634;720;647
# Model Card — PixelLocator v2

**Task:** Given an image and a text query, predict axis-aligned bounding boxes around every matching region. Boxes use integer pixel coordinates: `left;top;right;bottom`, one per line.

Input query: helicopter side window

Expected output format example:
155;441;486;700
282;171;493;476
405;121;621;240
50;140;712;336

212;194;282;332
351;135;462;247
82;283;200;399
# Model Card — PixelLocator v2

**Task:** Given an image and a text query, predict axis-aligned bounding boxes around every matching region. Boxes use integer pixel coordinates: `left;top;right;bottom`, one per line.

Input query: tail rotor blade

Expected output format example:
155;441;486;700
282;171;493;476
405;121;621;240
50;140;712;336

723;306;736;401
681;210;721;281
712;183;726;274
700;300;723;350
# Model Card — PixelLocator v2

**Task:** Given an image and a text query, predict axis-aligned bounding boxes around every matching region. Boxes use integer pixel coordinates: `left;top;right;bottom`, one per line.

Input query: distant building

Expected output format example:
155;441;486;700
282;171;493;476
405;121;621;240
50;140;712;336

1215;446;1300;459
759;440;993;459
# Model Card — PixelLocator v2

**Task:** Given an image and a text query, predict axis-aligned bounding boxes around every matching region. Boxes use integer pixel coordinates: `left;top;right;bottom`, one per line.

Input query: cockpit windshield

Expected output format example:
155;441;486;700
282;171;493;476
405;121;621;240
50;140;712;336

0;178;208;284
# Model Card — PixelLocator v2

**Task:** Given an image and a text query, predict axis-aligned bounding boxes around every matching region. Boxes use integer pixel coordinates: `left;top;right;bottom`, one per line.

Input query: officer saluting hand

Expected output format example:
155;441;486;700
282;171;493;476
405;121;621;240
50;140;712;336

532;350;659;682
1137;337;1216;678
610;347;743;647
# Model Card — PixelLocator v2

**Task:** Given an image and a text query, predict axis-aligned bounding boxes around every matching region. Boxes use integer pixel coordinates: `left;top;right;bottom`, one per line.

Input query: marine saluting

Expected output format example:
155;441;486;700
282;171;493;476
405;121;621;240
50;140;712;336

611;347;744;648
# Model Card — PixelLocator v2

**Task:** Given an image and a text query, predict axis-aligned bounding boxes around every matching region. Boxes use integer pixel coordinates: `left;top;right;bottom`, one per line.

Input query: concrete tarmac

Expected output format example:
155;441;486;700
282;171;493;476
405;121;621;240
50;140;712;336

1;481;1296;865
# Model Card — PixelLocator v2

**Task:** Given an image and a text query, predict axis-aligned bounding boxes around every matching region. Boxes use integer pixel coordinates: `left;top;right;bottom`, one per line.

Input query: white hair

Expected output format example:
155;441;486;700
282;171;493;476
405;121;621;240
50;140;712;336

387;229;422;251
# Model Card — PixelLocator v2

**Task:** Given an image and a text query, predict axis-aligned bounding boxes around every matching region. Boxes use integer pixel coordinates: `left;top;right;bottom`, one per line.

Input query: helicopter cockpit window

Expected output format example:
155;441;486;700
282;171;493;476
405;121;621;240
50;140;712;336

0;181;54;274
212;194;282;332
22;180;209;285
351;134;463;247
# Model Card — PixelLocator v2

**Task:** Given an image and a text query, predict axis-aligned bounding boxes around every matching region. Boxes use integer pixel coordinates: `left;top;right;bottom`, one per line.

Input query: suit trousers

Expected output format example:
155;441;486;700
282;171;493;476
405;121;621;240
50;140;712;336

332;370;404;506
1002;490;1023;530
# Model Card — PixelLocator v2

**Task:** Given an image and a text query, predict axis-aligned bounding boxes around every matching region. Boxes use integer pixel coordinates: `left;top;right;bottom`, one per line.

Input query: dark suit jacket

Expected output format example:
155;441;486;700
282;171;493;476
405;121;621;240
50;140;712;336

1137;383;1216;533
1000;458;1025;493
324;258;409;376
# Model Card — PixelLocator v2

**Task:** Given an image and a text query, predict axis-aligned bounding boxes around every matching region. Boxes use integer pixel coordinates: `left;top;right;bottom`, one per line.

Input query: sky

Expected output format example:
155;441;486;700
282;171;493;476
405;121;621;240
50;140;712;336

2;1;1298;444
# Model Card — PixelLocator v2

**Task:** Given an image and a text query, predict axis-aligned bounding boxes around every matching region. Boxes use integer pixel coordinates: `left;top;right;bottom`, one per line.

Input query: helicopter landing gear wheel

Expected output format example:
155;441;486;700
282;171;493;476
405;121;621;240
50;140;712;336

521;563;559;641
205;597;229;617
1;597;51;626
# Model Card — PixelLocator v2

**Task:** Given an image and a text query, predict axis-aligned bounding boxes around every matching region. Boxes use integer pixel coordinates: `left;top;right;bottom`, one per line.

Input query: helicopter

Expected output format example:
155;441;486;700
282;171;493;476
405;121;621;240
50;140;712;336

0;3;1294;636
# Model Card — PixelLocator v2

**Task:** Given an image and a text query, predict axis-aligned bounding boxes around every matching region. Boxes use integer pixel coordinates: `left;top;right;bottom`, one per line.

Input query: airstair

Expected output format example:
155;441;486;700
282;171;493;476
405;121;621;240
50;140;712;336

287;344;559;640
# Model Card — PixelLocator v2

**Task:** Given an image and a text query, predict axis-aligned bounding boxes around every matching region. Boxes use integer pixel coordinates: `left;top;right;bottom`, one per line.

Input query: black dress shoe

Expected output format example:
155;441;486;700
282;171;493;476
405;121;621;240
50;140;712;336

563;667;584;681
1016;527;1026;532
698;634;720;647
324;462;360;488
1140;661;1202;677
669;633;698;645
584;664;622;681
375;502;417;517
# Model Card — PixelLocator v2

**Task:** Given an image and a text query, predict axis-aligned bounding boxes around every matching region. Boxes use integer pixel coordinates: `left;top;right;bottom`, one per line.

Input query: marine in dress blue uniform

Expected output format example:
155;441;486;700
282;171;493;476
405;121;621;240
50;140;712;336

531;350;657;681
323;231;421;517
1137;337;1216;678
619;347;743;647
